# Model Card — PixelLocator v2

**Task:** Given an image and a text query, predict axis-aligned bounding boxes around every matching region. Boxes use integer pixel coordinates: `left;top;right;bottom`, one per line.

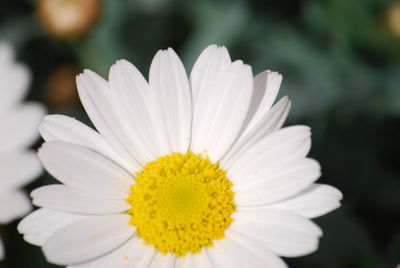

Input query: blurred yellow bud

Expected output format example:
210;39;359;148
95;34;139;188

44;64;81;109
37;0;102;39
386;3;400;38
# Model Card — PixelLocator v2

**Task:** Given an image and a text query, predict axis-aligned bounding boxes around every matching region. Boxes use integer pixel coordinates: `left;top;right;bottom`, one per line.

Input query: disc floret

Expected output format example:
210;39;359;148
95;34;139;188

127;151;236;256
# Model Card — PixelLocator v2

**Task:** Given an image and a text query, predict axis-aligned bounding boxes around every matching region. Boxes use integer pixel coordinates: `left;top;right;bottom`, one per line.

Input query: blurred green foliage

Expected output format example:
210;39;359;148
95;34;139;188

1;0;400;267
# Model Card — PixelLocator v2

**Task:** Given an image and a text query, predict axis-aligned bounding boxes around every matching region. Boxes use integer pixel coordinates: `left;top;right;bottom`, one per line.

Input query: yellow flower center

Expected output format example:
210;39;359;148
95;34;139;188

126;151;236;257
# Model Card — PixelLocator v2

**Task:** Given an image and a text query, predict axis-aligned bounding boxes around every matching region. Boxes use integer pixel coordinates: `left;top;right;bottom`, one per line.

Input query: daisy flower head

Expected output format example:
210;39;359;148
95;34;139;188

0;42;45;259
18;45;342;267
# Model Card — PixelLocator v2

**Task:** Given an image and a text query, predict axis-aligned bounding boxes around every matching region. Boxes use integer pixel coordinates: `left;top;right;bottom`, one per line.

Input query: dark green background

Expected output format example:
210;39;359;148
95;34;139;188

1;0;400;267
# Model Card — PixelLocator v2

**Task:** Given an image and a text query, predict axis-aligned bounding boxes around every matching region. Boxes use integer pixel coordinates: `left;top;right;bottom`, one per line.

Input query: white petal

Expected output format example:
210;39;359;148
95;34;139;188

76;71;142;169
207;239;243;268
43;214;134;265
0;151;42;192
175;254;195;268
31;185;130;214
116;239;156;268
242;71;282;134
0;103;45;152
190;45;231;158
149;252;175;268
69;237;157;268
175;251;214;268
234;158;321;206
227;126;317;205
225;230;288;268
191;58;254;162
230;209;322;257
190;45;231;123
67;264;88;268
104;61;161;165
221;96;291;168
192;250;214;268
38;141;133;199
226;125;312;190
149;48;192;154
39;115;135;173
0;190;31;224
207;230;287;268
109;60;169;158
18;208;88;246
261;184;343;218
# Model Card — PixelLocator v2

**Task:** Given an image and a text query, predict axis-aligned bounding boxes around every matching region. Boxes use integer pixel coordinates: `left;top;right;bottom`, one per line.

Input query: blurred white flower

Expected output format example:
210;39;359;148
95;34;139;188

0;42;45;259
18;45;342;267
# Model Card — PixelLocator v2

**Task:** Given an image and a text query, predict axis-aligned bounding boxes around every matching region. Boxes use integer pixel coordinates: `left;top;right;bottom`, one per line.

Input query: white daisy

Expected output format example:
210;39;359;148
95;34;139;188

18;45;342;268
0;42;45;259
